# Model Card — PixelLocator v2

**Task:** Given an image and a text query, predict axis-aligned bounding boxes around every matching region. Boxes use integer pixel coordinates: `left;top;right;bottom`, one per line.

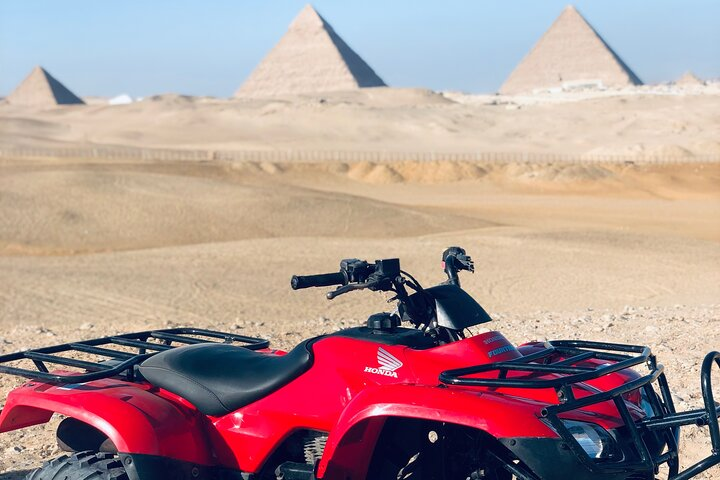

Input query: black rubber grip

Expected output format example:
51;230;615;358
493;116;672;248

291;272;346;290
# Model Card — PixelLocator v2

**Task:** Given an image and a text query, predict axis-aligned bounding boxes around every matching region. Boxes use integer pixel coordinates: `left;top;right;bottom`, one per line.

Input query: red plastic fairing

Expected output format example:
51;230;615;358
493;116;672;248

204;333;628;475
204;334;519;472
316;384;557;478
0;376;213;466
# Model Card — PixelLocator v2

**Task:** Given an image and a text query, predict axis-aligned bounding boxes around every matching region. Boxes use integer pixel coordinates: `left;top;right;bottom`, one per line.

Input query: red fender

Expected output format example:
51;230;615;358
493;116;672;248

0;377;213;466
317;384;556;479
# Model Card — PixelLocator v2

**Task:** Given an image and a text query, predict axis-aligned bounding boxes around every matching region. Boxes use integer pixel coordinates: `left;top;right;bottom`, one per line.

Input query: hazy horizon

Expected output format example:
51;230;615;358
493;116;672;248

1;0;719;98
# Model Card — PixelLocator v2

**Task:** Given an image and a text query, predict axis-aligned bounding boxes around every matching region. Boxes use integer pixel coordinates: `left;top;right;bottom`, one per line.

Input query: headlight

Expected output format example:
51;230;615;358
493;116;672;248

639;389;656;418
561;420;618;460
639;389;680;447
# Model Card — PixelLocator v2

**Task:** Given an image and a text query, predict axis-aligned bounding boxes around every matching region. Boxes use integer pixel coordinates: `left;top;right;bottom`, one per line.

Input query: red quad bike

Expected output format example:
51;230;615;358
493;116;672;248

1;248;719;480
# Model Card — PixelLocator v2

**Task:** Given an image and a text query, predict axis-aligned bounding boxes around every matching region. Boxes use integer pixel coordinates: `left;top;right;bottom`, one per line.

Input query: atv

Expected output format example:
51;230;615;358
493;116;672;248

1;247;719;480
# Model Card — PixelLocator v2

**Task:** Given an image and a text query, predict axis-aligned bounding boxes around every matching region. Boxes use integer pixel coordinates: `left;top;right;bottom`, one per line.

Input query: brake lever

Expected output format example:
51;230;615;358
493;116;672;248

326;282;371;300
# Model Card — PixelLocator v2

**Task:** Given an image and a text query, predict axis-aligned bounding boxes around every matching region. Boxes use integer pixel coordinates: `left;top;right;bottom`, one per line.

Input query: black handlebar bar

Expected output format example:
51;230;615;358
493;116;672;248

291;272;347;290
291;258;398;294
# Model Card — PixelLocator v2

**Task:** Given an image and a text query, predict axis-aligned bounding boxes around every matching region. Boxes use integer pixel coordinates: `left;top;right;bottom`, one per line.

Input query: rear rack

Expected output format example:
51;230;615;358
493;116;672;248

439;340;720;480
0;328;269;384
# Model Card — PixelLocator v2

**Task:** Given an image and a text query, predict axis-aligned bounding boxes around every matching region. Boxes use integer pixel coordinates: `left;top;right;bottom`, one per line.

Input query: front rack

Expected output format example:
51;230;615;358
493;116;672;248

439;340;720;480
0;328;269;384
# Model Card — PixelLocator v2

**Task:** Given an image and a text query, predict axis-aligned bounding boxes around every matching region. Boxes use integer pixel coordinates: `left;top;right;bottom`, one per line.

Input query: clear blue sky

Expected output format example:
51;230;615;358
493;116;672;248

1;0;718;97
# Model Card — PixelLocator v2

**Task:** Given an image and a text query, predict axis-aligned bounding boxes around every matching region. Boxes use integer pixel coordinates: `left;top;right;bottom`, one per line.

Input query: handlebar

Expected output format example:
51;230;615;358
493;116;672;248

291;258;399;296
290;248;475;335
291;272;346;290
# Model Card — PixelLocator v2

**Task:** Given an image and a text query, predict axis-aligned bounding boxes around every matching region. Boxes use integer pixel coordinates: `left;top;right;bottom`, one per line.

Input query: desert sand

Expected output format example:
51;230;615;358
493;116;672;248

0;88;719;478
0;87;719;158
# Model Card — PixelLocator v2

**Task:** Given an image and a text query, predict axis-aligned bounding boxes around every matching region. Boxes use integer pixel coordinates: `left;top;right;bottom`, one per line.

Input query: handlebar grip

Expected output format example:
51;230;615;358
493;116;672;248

291;272;346;290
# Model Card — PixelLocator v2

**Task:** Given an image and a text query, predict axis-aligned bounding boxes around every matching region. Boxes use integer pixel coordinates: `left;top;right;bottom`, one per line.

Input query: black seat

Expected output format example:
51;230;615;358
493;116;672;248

139;338;317;416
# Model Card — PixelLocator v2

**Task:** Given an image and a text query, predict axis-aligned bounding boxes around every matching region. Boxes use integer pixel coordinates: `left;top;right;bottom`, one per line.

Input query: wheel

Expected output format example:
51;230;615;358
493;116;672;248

367;419;514;480
26;451;129;480
387;451;512;480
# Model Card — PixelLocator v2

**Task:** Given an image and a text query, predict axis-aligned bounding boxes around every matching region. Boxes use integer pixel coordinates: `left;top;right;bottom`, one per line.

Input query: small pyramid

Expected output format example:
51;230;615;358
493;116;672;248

675;71;705;86
7;66;84;106
236;4;386;98
500;6;641;94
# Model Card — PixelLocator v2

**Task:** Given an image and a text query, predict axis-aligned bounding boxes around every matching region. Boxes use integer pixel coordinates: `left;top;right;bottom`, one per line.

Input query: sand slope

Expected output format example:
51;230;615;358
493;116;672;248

1;88;719;157
0;164;489;253
1;160;718;255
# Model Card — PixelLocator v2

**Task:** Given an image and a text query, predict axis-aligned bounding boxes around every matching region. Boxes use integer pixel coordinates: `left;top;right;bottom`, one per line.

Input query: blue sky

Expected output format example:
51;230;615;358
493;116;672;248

1;0;718;97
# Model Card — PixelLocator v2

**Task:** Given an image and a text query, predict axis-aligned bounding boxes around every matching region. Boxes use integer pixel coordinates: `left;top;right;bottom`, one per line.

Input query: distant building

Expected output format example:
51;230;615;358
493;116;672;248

7;66;85;106
500;6;642;95
109;94;134;105
235;4;386;98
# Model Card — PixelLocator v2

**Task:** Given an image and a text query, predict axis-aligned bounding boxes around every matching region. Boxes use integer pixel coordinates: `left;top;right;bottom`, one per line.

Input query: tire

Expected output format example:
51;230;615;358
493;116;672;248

367;419;516;480
26;451;129;480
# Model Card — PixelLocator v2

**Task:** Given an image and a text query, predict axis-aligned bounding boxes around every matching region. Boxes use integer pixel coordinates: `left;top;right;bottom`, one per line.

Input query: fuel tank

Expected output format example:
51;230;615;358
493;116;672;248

318;331;638;428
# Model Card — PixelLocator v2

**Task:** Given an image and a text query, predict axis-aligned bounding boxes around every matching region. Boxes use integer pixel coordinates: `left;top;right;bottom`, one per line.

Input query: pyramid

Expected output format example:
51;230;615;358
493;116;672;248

675;71;705;86
500;6;642;94
236;4;386;98
7;66;84;106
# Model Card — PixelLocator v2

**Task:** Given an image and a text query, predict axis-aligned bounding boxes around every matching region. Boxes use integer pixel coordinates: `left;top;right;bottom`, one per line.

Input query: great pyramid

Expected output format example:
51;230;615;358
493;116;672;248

7;66;85;106
500;5;642;94
236;4;386;98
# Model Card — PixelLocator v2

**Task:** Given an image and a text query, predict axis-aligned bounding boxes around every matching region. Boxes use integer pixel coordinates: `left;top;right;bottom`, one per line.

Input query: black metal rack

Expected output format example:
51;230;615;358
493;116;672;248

0;328;269;384
439;340;720;480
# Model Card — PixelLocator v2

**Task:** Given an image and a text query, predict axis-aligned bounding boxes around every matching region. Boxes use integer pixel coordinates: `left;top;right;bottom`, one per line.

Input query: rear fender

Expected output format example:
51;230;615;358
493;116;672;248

0;378;213;466
317;384;556;479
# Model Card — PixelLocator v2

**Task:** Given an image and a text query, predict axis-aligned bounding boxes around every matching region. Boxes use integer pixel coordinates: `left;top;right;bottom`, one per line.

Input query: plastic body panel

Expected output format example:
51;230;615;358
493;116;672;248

0;376;214;466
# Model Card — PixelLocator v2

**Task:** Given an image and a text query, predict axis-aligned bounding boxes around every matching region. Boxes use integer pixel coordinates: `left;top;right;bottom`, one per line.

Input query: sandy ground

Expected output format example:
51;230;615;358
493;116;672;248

0;89;719;478
1;87;719;158
0;155;717;478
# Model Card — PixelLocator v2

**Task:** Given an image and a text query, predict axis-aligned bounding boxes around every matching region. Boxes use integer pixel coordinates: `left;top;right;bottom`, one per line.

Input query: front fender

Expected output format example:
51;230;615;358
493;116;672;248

317;383;556;479
0;378;213;466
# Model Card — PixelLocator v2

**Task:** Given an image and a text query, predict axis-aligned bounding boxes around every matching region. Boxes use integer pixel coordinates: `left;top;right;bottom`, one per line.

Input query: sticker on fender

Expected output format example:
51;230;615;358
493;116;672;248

488;345;515;358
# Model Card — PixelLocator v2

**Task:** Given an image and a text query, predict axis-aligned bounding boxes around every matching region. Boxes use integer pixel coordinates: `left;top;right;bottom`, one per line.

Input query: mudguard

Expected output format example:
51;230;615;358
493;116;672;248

317;383;557;478
0;377;213;466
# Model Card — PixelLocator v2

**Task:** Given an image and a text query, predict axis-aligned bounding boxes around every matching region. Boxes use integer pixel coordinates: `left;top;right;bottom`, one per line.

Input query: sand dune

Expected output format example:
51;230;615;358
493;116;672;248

0;165;489;253
223;158;720;198
1;88;718;156
1;160;717;255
